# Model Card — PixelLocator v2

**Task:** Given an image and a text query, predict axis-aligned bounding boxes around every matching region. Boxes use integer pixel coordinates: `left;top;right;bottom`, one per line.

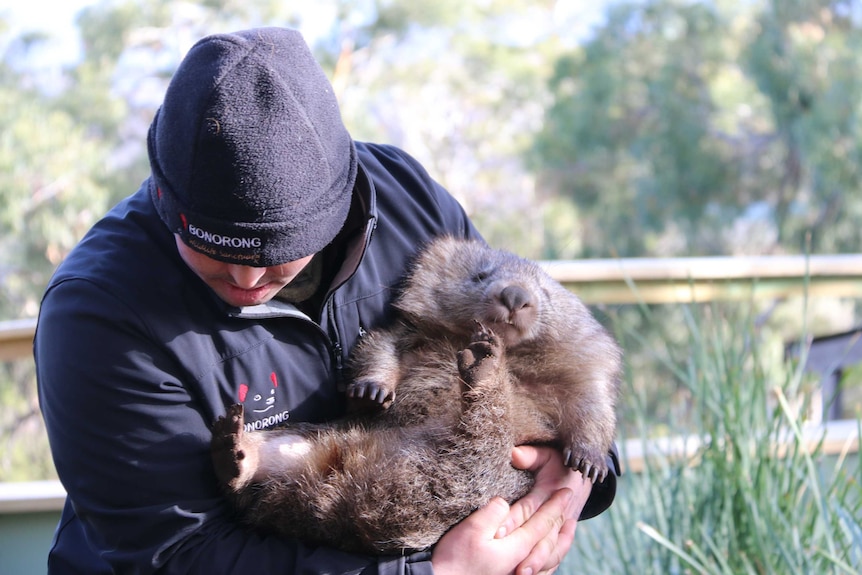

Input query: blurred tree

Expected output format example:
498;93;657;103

0;29;113;320
531;0;862;258
531;0;744;258
0;22;115;481
529;0;862;451
742;0;862;253
325;0;563;255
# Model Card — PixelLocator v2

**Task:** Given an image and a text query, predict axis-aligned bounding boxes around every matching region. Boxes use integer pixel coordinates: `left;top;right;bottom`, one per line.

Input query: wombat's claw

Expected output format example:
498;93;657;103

347;380;394;404
470;320;494;344
563;448;608;484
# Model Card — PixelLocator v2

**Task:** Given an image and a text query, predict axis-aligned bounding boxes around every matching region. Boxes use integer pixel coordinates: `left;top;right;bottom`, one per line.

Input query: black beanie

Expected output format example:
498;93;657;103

147;27;357;266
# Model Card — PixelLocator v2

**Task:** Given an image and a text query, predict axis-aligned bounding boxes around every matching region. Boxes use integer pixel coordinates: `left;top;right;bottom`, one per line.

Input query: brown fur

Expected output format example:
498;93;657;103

210;236;622;554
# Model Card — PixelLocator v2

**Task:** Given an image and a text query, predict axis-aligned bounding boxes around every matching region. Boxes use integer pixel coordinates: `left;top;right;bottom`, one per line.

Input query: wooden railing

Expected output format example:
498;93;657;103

4;253;862;357
0;317;38;361
546;253;862;303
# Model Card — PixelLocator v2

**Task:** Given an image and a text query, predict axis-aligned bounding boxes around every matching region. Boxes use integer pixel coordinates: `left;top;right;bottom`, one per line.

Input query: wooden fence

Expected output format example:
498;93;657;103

4;253;862;353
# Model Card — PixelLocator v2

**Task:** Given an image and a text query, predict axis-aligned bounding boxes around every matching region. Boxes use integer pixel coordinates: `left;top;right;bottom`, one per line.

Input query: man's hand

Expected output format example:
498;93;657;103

504;445;591;574
431;446;590;575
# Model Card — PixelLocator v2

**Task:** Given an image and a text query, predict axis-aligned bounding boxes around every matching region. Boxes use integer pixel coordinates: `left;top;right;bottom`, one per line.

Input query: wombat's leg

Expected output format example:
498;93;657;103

453;327;523;479
211;404;261;491
345;330;402;407
561;389;616;483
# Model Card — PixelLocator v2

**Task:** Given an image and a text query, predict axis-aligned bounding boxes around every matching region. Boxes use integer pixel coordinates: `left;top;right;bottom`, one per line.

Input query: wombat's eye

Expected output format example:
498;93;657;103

472;270;489;282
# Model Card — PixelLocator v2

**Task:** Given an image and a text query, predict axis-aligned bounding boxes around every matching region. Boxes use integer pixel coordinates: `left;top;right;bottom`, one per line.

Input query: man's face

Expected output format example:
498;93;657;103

174;235;314;307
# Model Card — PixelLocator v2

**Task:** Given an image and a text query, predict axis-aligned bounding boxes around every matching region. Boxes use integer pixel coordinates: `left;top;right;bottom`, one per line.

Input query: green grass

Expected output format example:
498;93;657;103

566;302;862;574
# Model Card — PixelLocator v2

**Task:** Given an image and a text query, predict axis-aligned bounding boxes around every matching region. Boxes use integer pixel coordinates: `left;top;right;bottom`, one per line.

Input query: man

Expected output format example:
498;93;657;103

35;27;618;574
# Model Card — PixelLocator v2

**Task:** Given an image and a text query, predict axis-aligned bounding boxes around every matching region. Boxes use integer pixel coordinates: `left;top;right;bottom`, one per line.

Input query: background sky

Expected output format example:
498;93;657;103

2;0;92;63
2;0;615;66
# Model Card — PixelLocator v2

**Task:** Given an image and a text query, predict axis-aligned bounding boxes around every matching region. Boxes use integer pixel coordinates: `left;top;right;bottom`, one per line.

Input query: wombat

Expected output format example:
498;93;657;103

210;236;622;554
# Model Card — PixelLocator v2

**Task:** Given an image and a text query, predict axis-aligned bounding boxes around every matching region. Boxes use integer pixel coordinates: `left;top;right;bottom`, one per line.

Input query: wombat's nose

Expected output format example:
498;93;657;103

499;285;531;311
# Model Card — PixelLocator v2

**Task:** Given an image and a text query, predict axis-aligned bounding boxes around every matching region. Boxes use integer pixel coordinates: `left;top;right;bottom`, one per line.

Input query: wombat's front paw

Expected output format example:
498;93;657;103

564;445;609;484
457;325;501;385
346;379;395;406
211;404;253;490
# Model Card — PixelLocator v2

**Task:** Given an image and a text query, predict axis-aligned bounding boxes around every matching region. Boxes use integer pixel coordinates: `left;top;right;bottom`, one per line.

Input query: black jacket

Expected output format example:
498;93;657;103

35;142;617;574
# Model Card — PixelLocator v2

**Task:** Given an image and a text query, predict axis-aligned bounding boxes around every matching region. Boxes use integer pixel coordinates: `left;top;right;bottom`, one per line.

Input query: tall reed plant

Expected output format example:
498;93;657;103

566;302;862;574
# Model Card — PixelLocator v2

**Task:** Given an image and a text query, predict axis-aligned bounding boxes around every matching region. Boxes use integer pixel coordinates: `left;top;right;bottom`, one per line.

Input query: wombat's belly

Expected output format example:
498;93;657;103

240;420;534;553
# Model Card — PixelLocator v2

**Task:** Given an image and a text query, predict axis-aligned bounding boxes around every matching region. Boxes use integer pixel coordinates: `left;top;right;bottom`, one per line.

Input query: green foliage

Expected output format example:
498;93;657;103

0;58;112;318
567;302;862;574
320;0;559;256
0;360;54;481
533;0;739;257
738;0;862;251
533;0;862;258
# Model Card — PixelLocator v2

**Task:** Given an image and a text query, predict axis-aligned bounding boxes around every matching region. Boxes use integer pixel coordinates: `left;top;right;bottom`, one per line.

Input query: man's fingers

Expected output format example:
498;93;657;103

463;496;511;538
531;518;577;575
505;445;555;536
505;488;573;575
499;492;538;538
431;496;513;574
510;488;571;540
512;444;553;472
502;446;572;538
514;511;576;575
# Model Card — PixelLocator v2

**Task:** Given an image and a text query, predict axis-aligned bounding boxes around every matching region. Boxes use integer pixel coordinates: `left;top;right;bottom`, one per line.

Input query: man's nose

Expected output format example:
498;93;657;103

226;264;267;289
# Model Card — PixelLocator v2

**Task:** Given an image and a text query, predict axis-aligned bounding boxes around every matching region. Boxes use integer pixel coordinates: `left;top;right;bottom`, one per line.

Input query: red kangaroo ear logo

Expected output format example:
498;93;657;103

238;383;249;403
270;372;278;388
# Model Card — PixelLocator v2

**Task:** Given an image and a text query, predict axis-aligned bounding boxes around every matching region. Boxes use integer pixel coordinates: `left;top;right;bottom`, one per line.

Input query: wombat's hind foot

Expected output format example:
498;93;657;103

211;403;257;490
564;446;609;484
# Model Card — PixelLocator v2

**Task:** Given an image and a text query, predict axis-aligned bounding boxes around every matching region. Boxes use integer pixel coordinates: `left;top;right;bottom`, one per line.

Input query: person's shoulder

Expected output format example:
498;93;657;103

355;140;410;161
354;142;481;242
46;185;183;304
355;142;431;179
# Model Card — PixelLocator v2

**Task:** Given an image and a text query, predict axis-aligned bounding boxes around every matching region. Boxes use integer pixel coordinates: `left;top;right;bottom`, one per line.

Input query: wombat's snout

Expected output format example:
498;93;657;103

498;285;532;313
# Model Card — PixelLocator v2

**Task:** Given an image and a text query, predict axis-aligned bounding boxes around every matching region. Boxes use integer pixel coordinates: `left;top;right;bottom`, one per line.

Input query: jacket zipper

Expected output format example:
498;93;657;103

325;164;378;385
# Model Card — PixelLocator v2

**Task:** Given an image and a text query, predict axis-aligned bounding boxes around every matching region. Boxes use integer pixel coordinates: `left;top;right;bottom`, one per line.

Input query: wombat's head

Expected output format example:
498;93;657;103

395;236;564;347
